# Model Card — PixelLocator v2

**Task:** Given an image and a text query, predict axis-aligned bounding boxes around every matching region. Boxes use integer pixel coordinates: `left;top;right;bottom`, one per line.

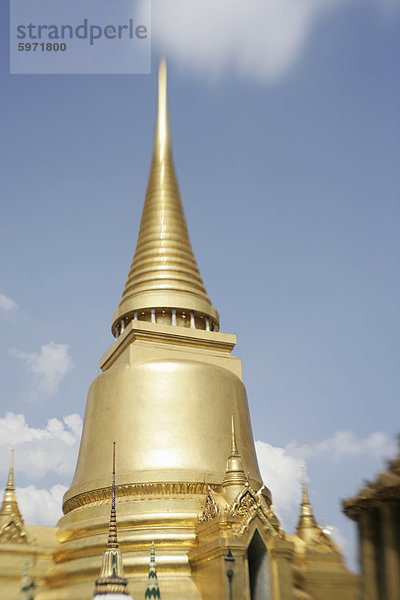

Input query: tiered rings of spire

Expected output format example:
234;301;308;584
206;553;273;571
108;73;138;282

112;59;219;338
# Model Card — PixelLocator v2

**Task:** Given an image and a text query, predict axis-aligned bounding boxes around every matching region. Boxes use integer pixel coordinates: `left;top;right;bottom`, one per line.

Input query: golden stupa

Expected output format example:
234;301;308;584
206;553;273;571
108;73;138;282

0;61;360;600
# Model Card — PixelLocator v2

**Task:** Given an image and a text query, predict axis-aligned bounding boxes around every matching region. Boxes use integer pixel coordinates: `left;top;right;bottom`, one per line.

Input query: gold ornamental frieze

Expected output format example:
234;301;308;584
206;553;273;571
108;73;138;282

63;481;221;514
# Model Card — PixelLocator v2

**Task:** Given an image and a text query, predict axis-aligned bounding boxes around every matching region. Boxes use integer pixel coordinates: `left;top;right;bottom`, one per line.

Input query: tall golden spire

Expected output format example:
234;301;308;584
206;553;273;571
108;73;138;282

296;469;320;544
93;443;131;598
112;58;219;336
222;416;247;504
0;450;23;520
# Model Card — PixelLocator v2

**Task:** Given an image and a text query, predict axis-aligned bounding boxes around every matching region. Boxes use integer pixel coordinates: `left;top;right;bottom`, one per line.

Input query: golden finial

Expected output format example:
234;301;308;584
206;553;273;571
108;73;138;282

301;466;309;504
155;56;170;163
7;449;15;488
112;58;219;337
222;416;247;504
296;467;319;543
230;414;238;455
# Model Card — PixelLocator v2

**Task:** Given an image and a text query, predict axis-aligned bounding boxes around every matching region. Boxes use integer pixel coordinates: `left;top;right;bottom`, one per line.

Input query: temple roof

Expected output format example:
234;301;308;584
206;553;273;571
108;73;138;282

343;439;400;519
112;59;218;334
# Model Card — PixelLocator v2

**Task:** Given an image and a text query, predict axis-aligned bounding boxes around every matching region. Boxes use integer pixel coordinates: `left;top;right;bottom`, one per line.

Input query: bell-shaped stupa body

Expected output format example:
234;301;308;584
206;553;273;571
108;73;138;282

40;60;263;600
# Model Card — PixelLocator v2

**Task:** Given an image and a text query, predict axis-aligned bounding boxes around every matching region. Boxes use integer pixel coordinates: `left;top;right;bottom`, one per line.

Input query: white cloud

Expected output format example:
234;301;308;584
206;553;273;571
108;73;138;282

0;412;82;480
285;430;395;462
0;293;18;312
16;484;67;527
10;342;74;395
148;0;399;83
255;430;395;530
256;441;305;514
255;440;304;519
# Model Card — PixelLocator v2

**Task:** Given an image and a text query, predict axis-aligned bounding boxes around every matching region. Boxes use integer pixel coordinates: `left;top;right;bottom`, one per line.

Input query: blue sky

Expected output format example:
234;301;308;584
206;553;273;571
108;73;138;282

1;0;399;571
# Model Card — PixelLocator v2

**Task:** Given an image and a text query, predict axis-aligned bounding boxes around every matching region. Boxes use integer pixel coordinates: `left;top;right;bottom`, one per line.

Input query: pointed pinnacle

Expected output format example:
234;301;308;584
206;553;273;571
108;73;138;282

8;450;15;488
296;467;319;540
0;450;24;521
230;415;238;455
154;56;170;163
301;467;309;504
222;416;247;502
112;442;116;509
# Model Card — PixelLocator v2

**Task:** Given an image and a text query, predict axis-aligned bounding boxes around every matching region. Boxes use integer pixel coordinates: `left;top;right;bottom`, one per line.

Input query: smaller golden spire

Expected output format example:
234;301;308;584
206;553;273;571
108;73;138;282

0;450;23;520
296;468;320;544
0;451;28;544
145;541;161;599
93;443;131;598
222;416;247;504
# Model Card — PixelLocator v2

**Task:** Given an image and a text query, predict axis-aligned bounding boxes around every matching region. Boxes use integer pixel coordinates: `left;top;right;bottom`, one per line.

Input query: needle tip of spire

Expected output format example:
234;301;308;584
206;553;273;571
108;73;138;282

230;415;238;454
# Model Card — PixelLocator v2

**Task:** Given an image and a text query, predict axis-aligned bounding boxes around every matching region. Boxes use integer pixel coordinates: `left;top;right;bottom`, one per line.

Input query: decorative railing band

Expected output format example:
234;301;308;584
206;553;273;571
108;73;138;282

63;481;221;515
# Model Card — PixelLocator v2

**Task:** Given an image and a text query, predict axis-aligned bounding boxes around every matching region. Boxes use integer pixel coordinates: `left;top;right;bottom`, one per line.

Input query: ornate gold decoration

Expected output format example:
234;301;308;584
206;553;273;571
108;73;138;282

64;482;218;514
229;485;279;537
0;519;28;544
197;421;279;540
230;486;256;518
198;486;220;524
